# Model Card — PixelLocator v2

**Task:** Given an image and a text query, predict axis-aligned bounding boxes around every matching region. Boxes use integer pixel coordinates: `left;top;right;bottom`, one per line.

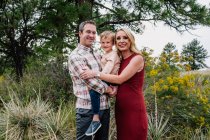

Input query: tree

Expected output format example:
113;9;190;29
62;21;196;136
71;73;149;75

0;0;48;80
93;0;210;33
0;0;77;80
181;39;209;70
1;0;210;80
35;0;78;60
160;43;180;69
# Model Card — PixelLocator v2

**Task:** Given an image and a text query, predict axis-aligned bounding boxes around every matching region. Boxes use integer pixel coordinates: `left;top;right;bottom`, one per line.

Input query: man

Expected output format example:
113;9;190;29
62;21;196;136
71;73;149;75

68;20;115;140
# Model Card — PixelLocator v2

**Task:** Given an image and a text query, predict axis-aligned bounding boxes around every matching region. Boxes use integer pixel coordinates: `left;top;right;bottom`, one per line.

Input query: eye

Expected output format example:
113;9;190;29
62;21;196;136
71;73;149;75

116;37;121;40
86;30;91;33
123;36;128;39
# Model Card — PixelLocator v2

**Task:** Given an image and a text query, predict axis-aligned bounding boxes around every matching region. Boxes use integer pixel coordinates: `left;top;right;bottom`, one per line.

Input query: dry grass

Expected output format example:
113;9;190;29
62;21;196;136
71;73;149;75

181;68;210;76
0;94;75;140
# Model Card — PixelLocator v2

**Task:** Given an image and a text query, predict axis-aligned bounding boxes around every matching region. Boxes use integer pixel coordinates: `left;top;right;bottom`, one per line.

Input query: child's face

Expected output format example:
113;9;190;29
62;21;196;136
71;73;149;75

100;37;113;53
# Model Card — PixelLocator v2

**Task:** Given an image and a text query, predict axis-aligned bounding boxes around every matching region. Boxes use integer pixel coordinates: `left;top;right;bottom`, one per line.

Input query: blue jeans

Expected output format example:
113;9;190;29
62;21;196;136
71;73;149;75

76;108;110;140
89;89;100;114
89;81;118;115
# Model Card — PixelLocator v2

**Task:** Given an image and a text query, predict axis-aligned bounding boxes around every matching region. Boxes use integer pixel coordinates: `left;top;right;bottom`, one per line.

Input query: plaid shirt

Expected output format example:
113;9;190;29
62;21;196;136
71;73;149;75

68;44;110;109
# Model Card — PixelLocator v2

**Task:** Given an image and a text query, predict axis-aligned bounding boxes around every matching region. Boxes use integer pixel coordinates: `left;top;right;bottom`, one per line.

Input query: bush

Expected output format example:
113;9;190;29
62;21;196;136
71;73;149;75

0;94;75;140
0;59;73;107
145;72;210;133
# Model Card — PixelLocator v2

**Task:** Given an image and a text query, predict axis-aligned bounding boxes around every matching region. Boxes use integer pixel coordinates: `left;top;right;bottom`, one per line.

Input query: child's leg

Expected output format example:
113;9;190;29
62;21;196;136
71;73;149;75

85;89;102;136
89;89;100;121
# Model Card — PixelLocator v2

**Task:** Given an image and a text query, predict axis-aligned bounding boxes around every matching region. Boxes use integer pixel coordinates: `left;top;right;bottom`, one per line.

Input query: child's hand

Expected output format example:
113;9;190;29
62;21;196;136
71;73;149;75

108;86;118;97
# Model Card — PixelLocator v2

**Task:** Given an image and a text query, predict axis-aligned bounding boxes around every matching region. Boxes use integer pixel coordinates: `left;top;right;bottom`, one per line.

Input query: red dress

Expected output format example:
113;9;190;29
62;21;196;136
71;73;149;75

115;53;148;140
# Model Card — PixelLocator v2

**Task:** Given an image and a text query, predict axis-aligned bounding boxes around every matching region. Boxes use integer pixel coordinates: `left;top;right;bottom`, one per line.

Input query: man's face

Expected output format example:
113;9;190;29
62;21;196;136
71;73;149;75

79;24;96;47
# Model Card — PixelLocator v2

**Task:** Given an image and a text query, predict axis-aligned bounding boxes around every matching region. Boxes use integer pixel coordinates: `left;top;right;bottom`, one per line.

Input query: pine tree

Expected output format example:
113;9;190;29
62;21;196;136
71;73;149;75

181;39;209;70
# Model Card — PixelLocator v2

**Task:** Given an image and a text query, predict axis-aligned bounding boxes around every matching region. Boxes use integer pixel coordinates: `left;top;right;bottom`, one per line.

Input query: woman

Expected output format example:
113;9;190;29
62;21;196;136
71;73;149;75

81;28;148;140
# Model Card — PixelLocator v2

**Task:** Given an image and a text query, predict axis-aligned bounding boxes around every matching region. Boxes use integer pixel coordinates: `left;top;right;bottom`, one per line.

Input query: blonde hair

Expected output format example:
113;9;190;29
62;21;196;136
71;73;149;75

100;31;115;44
115;28;141;55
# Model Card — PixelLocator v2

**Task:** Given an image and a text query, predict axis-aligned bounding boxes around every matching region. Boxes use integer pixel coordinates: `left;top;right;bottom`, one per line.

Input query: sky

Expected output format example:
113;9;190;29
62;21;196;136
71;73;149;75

135;23;210;67
134;0;210;67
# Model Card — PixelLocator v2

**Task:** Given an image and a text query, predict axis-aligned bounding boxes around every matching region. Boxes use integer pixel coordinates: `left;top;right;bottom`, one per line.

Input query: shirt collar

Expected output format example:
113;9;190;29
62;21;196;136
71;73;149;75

78;44;93;53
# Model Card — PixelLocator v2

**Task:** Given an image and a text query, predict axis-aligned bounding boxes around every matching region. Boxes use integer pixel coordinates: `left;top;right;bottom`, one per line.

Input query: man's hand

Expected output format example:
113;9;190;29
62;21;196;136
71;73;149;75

80;69;97;79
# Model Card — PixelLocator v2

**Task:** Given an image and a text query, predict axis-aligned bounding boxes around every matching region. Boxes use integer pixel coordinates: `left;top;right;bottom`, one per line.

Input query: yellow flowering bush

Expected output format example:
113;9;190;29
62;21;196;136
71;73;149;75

144;51;210;129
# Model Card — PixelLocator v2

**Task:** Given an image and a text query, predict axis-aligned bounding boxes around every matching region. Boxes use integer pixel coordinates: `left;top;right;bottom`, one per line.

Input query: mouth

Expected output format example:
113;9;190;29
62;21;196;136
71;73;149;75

88;39;94;42
86;36;95;42
118;43;126;48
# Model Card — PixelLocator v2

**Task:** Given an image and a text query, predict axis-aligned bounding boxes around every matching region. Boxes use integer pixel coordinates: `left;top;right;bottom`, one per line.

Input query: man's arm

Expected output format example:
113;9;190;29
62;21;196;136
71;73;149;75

68;54;108;94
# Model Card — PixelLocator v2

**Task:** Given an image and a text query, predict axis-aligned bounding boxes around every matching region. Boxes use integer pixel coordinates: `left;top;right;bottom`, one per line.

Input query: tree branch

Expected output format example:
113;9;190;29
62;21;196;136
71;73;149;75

98;18;161;28
93;1;118;15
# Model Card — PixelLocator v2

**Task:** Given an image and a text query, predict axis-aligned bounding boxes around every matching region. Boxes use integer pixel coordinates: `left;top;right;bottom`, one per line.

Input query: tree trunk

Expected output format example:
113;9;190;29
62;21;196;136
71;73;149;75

11;40;24;81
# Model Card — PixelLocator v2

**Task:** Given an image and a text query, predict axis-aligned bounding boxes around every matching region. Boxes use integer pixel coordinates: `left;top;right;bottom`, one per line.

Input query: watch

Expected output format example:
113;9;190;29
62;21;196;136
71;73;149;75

96;72;101;78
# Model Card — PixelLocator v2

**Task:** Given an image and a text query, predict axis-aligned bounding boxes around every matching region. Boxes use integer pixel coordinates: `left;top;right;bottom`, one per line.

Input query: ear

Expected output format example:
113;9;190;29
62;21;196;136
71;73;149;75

79;31;82;37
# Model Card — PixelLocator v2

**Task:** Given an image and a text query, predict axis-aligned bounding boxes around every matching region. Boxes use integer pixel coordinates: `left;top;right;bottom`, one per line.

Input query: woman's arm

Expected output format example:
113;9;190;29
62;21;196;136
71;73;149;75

81;55;144;84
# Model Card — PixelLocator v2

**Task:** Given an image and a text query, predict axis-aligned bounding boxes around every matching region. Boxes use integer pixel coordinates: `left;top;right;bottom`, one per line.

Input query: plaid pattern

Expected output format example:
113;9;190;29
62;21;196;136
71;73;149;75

68;44;110;110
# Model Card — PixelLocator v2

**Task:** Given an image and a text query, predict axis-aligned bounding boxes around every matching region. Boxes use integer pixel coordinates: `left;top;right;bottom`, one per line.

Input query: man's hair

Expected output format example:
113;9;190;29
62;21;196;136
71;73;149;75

79;20;96;32
100;31;115;44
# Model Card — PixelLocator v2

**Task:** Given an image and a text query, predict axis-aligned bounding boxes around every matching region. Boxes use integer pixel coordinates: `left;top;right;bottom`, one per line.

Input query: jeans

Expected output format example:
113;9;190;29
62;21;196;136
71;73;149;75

89;89;100;114
76;108;110;140
89;81;118;115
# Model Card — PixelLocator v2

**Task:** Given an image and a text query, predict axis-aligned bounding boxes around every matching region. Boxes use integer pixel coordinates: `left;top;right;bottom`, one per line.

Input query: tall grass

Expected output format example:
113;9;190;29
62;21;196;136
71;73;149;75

0;94;51;140
148;113;170;140
0;94;75;140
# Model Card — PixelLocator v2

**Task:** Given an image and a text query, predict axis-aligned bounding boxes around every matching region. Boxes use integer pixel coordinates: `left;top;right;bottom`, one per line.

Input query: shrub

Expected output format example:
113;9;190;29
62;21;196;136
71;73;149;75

0;59;73;107
0;94;75;140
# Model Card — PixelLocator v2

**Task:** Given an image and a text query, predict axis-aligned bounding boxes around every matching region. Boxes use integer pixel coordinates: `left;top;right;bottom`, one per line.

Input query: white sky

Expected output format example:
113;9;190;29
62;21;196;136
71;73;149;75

135;0;210;67
135;23;210;67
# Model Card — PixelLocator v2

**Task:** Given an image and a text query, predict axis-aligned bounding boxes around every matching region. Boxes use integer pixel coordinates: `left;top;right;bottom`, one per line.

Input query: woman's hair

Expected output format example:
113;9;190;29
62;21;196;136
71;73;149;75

115;28;141;55
100;31;115;44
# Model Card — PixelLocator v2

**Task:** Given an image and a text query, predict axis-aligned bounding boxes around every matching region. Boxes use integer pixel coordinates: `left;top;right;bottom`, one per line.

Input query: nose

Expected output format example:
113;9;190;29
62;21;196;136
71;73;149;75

89;32;95;38
119;38;124;42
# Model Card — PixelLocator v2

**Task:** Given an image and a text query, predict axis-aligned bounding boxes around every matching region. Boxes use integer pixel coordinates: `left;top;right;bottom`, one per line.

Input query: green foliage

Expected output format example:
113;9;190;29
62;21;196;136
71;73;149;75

0;0;78;79
145;45;210;138
0;44;209;139
0;57;73;107
181;39;209;70
0;0;48;78
1;0;210;79
148;113;170;140
160;43;180;69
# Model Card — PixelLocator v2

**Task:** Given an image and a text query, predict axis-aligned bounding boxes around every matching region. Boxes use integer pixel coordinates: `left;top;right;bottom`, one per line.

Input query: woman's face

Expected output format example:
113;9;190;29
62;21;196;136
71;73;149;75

115;30;131;52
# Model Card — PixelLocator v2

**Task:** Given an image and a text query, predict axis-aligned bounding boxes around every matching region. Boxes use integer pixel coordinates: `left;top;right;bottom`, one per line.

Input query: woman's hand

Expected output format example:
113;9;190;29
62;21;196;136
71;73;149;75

80;69;97;79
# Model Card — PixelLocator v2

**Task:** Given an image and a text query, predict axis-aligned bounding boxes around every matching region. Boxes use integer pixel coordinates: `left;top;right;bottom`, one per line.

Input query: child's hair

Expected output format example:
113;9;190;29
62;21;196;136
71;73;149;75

100;31;115;44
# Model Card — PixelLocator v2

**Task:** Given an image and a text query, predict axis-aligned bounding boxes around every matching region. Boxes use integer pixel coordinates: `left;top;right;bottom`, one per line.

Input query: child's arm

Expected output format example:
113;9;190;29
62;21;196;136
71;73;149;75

102;52;120;74
102;60;115;74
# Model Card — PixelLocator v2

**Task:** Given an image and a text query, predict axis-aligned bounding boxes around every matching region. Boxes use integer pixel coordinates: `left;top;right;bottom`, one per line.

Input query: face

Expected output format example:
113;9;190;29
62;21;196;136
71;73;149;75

115;30;131;52
79;24;96;47
100;36;113;53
